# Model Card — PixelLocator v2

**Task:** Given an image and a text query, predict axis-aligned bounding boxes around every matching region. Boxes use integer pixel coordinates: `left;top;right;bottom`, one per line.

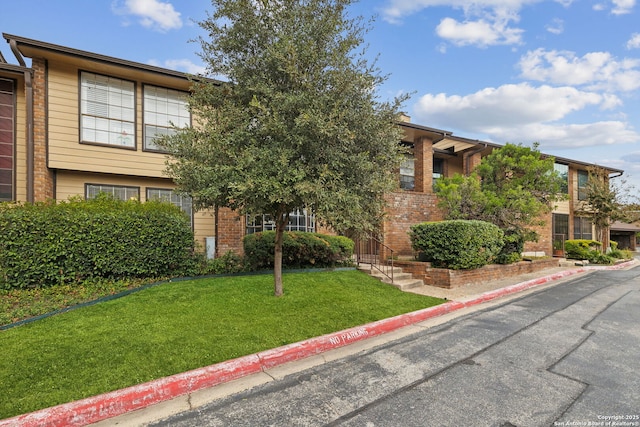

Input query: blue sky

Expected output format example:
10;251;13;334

2;0;640;190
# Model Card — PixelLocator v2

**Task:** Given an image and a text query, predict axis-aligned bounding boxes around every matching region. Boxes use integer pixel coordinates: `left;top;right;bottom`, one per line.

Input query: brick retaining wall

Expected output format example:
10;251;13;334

394;258;560;289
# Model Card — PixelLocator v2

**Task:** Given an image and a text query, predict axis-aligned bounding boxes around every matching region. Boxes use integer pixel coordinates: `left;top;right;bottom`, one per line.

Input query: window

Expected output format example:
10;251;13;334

86;184;139;201
146;188;193;226
0;78;14;202
81;72;135;148
552;213;569;248
574;216;593;240
577;170;589;201
143;85;190;151
433;158;444;190
399;154;415;190
554;163;568;194
246;209;316;234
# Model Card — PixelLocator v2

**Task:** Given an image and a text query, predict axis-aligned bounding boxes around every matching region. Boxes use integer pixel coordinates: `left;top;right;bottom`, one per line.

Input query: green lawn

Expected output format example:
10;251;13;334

0;270;444;419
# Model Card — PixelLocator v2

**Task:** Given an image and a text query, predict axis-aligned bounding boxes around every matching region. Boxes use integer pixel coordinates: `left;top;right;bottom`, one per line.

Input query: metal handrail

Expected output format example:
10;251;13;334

355;235;394;284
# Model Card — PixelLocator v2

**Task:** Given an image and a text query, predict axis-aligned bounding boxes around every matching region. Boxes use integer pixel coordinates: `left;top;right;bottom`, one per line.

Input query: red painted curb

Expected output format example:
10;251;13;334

2;261;632;427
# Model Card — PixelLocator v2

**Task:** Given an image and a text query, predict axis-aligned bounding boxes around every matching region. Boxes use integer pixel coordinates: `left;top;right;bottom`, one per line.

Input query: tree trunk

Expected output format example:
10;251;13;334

273;214;287;297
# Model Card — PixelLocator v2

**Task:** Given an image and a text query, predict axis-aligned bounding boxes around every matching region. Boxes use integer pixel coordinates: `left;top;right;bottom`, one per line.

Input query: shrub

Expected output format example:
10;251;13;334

200;251;247;275
242;231;354;270
409;220;504;270
0;195;196;289
564;239;601;261
495;230;524;264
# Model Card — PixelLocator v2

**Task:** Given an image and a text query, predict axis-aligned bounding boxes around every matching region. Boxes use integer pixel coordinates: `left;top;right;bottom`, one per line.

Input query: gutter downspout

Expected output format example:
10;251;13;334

9;38;34;203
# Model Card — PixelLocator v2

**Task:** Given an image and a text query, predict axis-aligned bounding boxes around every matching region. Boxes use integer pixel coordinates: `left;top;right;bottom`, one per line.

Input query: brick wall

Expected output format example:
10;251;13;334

31;58;54;201
383;191;444;257
216;207;245;255
395;258;559;289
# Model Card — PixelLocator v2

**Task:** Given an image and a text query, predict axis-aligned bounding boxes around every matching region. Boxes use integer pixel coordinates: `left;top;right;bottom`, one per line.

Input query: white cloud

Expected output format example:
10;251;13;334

415;83;608;128
545;18;564;34
436;17;524;46
518;49;640;92
112;0;182;31
148;59;206;74
488;121;639;148
593;0;636;14
611;0;636;14
627;33;640;49
412;83;639;149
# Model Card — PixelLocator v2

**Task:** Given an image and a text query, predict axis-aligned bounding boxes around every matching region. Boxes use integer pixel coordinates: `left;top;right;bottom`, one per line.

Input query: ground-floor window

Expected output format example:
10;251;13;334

246;209;316;234
574;216;593;240
146;188;193;227
86;184;139;201
552;213;569;247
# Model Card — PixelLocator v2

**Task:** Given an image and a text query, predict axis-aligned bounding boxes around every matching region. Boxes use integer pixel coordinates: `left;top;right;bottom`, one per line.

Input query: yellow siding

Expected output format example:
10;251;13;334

46;59;185;178
15;77;27;202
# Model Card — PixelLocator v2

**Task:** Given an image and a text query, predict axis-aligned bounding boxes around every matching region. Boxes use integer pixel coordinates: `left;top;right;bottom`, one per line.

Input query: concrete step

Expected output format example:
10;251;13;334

357;263;424;291
384;277;425;291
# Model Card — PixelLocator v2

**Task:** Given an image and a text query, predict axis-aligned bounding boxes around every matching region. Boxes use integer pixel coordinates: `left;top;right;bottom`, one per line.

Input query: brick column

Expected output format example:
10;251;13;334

216;207;245;255
31;58;54;201
414;137;433;193
463;151;482;175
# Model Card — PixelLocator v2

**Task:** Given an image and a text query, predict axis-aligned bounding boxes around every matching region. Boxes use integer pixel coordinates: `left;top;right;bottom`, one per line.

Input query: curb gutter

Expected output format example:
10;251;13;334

1;262;633;427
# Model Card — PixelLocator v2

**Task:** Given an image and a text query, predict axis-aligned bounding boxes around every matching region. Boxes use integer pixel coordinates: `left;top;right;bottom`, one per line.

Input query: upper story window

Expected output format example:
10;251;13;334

143;85;190;151
246;209;316;234
399;154;415;190
80;72;135;148
0;78;14;202
554;163;569;194
147;188;193;226
577;170;589;201
86;183;139;201
433;158;444;190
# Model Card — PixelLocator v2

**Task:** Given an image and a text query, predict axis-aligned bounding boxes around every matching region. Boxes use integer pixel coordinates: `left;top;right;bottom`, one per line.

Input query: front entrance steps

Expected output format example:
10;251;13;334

357;264;424;291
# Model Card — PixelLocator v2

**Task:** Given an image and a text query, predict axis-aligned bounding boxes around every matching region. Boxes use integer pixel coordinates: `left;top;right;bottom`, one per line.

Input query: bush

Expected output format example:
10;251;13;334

564;239;621;264
495;230;524;264
200;251;247;275
242;231;354;270
409;220;504;270
564;239;601;261
0;195;196;289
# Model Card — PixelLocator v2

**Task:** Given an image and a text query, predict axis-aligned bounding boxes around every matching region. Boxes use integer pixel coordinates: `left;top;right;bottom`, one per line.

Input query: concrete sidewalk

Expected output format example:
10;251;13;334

2;260;636;427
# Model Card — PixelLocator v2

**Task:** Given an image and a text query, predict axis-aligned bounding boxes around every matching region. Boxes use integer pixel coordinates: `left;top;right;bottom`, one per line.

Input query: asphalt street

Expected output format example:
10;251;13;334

148;266;640;427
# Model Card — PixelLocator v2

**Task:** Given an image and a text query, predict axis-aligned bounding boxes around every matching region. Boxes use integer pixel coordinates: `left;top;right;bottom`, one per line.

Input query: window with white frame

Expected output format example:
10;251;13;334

80;72;135;148
246;209;316;234
86;184;139;201
143;85;190;151
146;188;193;226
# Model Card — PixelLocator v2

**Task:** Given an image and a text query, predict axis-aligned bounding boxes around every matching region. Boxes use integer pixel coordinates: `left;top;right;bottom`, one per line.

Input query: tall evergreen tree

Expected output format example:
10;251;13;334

160;0;407;296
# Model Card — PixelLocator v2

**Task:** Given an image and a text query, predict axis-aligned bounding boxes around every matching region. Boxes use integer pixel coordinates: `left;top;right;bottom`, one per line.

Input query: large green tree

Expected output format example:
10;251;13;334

576;166;638;252
435;143;565;261
160;0;407;296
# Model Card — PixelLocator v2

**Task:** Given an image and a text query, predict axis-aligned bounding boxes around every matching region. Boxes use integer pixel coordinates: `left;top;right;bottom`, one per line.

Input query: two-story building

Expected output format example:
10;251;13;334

1;33;624;260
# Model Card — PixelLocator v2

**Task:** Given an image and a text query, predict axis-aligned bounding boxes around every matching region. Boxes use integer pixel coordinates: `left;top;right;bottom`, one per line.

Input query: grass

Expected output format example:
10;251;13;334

0;270;444;419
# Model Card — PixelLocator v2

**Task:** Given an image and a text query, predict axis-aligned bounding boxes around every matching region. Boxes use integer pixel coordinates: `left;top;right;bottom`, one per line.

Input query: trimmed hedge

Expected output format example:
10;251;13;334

243;231;354;270
409;220;504;270
0;196;196;289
